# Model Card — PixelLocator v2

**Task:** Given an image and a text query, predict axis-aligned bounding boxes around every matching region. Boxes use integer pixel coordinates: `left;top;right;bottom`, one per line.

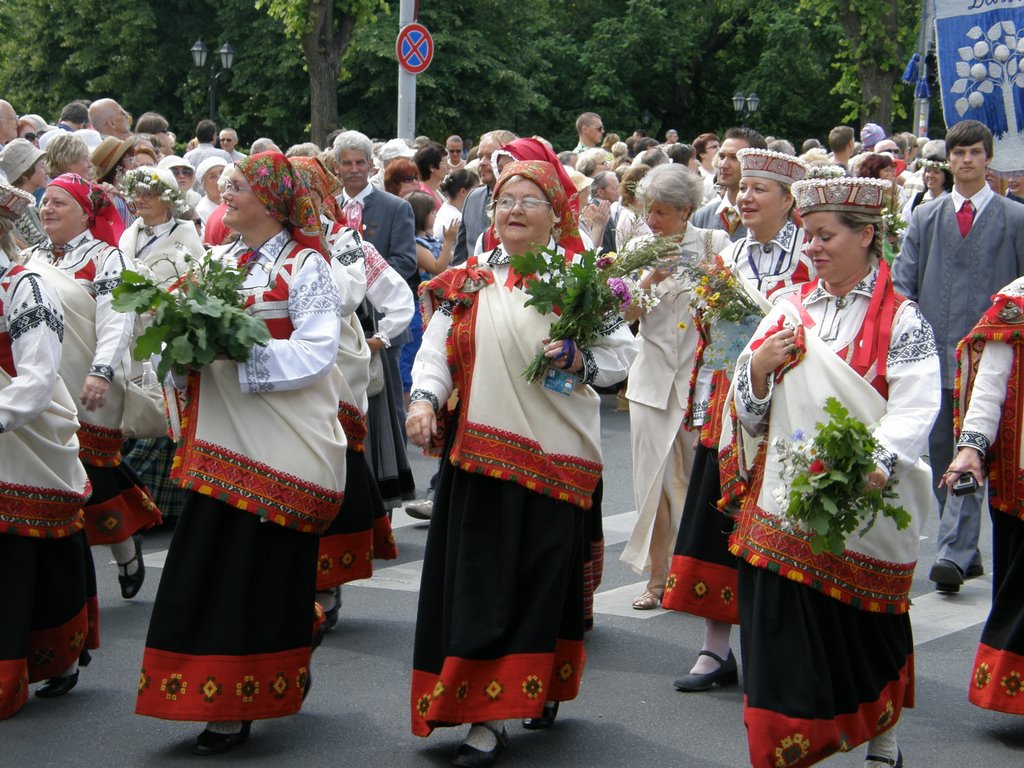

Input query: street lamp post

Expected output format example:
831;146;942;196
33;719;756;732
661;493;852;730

731;91;761;126
191;40;234;121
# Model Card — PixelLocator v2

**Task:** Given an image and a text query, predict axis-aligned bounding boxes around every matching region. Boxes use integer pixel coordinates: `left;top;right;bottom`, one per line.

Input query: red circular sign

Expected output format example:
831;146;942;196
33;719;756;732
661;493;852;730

396;23;433;75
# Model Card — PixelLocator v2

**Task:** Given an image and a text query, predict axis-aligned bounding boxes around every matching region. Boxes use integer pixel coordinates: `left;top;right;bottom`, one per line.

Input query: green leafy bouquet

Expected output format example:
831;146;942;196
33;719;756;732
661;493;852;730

509;239;674;383
771;397;910;556
111;252;271;380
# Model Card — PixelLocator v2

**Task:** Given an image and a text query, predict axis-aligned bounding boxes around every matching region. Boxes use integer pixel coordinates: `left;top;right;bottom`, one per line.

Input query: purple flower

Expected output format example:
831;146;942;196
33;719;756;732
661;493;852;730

607;277;632;308
596;256;614;270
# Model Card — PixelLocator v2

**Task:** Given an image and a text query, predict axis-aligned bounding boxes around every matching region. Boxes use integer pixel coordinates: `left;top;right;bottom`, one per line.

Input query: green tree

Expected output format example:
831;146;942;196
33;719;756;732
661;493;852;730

257;0;388;146
800;0;920;129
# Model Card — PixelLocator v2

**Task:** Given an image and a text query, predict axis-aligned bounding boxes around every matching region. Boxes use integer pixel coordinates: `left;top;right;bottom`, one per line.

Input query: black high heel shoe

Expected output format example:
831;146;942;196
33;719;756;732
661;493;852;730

35;670;79;698
117;534;146;599
522;701;558;730
193;721;252;756
673;650;739;692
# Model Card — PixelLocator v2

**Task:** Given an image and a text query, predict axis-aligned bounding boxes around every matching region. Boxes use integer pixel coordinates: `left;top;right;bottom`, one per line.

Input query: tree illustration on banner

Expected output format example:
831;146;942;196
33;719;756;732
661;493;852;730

951;20;1024;137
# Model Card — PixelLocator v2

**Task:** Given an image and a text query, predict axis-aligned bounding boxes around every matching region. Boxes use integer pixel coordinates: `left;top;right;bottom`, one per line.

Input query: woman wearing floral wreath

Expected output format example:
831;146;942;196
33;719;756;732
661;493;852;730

727;173;939;767
406;160;636;767
25;173;161;600
944;275;1024;719
118;167;206;523
135;152;346;754
291;156;400;628
663;148;812;691
0;182;96;716
620;164;730;611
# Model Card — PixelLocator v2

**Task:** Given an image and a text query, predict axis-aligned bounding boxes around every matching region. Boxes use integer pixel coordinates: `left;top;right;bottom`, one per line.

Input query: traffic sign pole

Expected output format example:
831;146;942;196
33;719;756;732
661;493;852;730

396;0;416;140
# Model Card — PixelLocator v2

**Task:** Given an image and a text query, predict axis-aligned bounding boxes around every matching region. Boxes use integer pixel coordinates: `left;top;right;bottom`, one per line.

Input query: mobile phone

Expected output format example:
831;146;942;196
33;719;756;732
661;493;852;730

951;472;979;496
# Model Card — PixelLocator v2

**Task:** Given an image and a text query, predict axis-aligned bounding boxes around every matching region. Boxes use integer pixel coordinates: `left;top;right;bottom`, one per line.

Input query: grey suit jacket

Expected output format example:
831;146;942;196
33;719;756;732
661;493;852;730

689;197;747;242
454;185;491;265
893;194;1024;387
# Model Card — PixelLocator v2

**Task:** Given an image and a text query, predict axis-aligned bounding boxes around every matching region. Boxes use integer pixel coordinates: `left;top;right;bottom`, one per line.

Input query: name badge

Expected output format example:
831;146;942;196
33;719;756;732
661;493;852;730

543;366;577;396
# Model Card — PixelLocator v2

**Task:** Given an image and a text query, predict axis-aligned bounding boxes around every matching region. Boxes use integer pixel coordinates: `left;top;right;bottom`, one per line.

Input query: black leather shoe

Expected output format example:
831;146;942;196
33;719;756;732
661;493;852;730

929;559;964;593
674;650;739;692
193;721;252;756
865;747;903;766
320;587;341;631
522;701;558;730
35;671;79;698
452;724;509;768
78;649;92;667
966;561;985;579
117;534;146;599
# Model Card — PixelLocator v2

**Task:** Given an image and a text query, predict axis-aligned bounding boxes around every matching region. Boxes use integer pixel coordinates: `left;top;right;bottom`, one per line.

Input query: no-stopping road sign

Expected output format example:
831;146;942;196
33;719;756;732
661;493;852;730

396;23;433;75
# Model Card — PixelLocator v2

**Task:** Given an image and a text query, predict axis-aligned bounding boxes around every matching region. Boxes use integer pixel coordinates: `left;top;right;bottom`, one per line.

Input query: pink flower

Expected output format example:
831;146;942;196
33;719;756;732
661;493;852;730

595;256;614;270
809;459;827;475
607;277;632;308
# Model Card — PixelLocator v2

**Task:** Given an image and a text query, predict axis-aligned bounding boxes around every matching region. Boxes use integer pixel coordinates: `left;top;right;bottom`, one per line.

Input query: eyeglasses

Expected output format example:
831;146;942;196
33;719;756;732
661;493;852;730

22;132;37;142
401;176;419;183
223;181;253;194
171;167;194;177
494;196;551;212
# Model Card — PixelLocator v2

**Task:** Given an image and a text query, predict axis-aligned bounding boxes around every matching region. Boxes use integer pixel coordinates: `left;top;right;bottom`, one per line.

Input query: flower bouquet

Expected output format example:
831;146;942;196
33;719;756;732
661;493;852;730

111;252;271;380
880;204;905;266
510;239;673;383
680;256;764;371
771;397;910;556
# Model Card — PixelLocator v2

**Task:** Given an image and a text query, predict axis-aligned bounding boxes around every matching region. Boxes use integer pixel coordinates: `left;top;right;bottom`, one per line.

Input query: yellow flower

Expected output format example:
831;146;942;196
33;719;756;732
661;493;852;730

677;321;687;329
709;292;721;303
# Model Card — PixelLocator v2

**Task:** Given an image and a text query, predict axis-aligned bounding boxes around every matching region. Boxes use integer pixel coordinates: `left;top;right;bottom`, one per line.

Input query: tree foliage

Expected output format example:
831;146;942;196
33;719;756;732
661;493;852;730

0;0;921;150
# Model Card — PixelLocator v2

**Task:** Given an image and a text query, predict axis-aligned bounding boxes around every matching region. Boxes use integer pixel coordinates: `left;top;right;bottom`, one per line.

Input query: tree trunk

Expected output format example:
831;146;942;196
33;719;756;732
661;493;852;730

835;0;901;130
859;66;895;129
301;1;357;147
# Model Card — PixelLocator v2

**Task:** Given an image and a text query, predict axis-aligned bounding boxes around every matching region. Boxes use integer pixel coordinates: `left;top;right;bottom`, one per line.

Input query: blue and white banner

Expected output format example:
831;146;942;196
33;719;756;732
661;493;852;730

936;0;1024;170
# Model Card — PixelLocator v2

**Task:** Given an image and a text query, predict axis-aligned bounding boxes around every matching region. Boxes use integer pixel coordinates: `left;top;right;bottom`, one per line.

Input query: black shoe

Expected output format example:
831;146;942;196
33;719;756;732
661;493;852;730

78;649;92;667
193;721;252;756
522;701;558;730
674;650;739;692
929;559;964;593
319;587;341;631
452;724;509;768
966;561;985;579
865;747;903;767
117;534;146;599
35;671;79;698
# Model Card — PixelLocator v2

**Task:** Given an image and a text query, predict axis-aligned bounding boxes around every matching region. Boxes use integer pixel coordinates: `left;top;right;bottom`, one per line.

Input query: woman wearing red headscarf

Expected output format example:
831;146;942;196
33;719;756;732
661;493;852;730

406;160;636;766
135;153;346;754
25;173;159;601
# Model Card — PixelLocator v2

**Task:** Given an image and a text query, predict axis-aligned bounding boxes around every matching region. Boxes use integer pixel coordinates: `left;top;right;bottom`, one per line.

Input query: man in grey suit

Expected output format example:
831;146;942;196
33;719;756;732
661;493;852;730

894;119;1024;592
689;127;766;242
453;129;517;265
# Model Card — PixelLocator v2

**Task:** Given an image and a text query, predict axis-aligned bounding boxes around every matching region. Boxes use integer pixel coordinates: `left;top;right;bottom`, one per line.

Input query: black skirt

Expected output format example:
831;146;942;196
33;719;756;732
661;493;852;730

363;347;416;508
0;530;96;719
82;462;162;545
738;561;913;768
317;447;397;591
969;510;1024;714
662;445;739;623
136;494;318;722
410;457;588;736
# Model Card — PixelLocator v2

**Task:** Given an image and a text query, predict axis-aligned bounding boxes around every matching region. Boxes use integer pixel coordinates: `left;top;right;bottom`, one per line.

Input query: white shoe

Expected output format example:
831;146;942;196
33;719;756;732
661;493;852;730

405;500;433;520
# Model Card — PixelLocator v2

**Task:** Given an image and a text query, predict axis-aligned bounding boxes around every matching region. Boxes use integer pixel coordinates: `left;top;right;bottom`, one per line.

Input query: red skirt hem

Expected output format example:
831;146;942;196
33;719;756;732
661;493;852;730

83;485;161;545
662;555;739;624
969;642;1024;714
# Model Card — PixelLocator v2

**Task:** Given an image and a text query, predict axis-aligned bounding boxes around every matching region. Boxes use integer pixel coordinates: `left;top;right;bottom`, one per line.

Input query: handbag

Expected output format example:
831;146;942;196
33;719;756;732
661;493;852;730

122;378;167;439
366;349;385;397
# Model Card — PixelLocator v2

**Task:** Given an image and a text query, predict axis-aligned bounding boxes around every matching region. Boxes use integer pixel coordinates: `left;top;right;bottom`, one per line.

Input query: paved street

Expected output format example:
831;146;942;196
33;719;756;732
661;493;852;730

5;397;1023;767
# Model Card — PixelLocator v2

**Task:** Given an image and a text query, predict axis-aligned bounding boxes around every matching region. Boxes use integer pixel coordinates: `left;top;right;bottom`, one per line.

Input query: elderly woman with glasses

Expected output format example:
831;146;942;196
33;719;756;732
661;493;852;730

406;160;636;767
135;153;346;755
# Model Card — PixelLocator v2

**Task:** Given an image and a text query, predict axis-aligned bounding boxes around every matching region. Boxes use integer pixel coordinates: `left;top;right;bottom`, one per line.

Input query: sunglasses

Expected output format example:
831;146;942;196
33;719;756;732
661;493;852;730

22;132;37;142
171;168;195;177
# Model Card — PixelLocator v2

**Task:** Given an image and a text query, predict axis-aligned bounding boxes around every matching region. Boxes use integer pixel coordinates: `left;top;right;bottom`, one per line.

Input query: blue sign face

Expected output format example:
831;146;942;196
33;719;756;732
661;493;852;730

401;30;429;67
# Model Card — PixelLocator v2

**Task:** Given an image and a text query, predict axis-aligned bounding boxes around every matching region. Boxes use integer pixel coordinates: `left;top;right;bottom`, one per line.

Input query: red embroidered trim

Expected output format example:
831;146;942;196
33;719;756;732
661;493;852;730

337;401;367;451
729;444;915;614
135;646;312;722
78;422;124;467
410;639;586;736
0;658;28;720
699;370;731;449
82;483;161;545
956;302;1024;521
662;555;739;624
0;331;14;377
316;530;373;590
27;604;90;683
175;439;343;535
452;423;602;510
373;513;398;561
0;482;87;538
969;642;1024;714
744;656;913;768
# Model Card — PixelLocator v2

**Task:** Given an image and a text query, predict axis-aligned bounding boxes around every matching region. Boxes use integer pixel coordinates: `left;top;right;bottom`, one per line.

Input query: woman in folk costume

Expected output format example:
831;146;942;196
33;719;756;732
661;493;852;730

135;152;346;754
663;149;812;691
0;183;96;717
118;166;205;523
944;276;1024;718
620;164;730;611
728;174;939;767
406;160;636;767
26;173;160;600
291;156;399;628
